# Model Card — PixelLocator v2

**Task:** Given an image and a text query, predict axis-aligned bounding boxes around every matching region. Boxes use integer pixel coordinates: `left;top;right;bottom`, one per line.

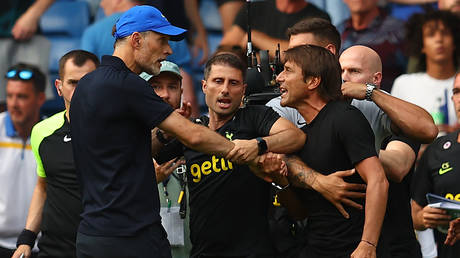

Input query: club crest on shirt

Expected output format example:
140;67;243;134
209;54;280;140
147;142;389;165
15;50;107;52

225;131;233;141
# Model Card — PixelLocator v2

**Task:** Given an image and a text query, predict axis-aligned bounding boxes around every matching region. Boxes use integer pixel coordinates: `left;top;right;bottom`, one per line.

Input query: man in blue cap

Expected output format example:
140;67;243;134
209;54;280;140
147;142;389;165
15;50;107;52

70;6;257;258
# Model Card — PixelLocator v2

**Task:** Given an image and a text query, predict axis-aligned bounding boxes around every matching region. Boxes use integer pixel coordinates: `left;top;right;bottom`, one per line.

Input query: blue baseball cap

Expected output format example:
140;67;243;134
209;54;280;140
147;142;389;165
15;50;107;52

114;5;186;41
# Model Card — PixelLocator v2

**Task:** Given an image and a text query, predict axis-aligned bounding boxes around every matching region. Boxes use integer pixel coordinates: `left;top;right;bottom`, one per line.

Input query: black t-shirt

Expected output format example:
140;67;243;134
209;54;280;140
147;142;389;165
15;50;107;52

31;111;79;257
411;130;460;258
70;55;174;237
234;0;330;40
377;135;421;258
160;105;280;257
294;100;377;257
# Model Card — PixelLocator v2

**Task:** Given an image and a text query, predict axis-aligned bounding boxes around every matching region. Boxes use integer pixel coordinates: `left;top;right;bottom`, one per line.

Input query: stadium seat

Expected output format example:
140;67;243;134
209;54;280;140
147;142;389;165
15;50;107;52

40;0;90;37
47;37;81;73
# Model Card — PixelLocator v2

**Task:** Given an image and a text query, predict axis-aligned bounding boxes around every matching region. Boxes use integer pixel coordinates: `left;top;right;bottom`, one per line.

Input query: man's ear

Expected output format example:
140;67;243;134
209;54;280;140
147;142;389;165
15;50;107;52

201;79;207;94
55;79;63;96
325;43;337;56
130;32;143;49
373;72;382;88
306;76;321;90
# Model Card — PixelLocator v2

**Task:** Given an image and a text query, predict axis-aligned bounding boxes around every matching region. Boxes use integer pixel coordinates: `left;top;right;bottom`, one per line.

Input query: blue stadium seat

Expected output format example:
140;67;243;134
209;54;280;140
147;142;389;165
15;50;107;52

40;0;90;37
47;37;81;73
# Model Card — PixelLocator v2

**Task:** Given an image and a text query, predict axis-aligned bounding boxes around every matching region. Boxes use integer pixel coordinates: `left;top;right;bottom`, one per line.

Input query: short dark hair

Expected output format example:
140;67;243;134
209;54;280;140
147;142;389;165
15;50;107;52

406;10;460;72
283;45;342;102
6;63;46;93
112;24;152;48
287;18;341;57
213;45;247;70
58;50;100;79
204;53;246;81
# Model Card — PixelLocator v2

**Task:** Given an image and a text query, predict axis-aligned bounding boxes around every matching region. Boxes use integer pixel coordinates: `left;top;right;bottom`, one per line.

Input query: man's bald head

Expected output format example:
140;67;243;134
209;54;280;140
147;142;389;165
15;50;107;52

339;45;383;87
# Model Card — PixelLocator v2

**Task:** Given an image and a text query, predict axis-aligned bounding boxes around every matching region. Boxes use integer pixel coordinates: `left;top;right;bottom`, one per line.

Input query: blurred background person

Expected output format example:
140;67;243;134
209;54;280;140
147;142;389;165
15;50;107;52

0;63;45;258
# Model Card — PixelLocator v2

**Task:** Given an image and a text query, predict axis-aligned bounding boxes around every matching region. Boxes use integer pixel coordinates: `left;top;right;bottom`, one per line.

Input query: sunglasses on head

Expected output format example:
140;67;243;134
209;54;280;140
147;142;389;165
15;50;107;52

5;69;34;81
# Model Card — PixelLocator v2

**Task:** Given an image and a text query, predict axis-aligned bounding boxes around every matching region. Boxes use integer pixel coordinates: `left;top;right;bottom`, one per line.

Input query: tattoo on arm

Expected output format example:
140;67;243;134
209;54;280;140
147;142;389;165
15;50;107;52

285;155;317;189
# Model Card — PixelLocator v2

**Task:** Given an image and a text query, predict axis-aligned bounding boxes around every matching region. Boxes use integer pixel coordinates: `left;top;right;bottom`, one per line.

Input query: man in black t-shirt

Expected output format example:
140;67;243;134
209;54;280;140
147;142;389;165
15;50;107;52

220;0;330;57
156;53;305;257
274;45;388;257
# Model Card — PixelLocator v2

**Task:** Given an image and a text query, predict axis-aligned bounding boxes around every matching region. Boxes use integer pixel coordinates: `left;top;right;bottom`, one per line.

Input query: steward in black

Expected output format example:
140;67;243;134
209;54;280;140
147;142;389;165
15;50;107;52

412;130;460;258
377;135;422;258
295;100;377;257
159;105;279;257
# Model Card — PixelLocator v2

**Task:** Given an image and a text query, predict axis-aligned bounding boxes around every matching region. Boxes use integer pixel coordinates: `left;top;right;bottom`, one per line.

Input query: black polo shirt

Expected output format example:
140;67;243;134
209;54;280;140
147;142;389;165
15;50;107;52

70;55;174;236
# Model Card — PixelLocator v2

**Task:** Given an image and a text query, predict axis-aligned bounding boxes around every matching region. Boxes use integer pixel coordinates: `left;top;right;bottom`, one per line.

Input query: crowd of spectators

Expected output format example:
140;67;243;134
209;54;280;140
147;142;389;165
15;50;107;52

1;0;460;258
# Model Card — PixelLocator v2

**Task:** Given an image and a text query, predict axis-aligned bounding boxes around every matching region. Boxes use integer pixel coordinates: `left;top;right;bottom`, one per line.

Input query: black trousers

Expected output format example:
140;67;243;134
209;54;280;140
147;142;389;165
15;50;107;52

76;223;171;258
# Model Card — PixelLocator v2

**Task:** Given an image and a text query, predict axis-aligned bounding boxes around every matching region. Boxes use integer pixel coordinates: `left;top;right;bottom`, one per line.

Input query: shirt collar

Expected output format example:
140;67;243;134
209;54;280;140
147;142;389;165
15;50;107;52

101;55;130;71
4;111;18;137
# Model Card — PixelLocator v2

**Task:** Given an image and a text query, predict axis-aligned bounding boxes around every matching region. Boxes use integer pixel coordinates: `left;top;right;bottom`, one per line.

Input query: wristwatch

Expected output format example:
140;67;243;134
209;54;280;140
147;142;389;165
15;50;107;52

365;83;376;101
256;137;268;155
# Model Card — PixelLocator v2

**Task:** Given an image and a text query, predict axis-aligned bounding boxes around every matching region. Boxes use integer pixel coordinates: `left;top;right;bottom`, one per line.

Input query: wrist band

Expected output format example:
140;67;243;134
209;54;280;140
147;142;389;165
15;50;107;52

16;229;37;248
361;239;377;248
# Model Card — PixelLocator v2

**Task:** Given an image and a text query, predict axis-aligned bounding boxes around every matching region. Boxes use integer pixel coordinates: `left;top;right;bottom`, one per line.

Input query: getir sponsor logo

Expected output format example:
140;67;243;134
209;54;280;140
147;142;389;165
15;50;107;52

190;155;233;183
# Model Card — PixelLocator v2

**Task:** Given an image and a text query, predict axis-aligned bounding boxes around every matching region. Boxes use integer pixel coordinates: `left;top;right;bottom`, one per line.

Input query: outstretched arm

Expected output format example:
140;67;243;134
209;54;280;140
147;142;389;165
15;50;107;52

226;117;305;163
159;111;236;159
341;82;438;143
12;177;47;258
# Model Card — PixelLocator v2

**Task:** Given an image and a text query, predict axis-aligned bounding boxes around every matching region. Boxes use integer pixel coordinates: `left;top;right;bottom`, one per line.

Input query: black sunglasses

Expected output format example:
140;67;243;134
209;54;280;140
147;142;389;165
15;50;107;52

5;69;34;81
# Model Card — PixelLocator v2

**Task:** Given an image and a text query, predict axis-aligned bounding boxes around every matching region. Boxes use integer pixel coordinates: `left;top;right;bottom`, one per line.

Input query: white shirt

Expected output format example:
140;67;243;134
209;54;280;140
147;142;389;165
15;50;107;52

391;73;456;126
0;112;37;250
